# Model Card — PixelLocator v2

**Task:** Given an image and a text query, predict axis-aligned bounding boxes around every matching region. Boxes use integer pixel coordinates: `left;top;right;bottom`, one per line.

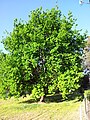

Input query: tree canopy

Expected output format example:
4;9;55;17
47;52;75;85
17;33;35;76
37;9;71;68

0;7;87;100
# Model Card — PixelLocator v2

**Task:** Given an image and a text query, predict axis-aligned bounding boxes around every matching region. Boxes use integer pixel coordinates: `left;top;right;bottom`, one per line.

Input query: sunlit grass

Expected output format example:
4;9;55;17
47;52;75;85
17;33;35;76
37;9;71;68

0;95;81;120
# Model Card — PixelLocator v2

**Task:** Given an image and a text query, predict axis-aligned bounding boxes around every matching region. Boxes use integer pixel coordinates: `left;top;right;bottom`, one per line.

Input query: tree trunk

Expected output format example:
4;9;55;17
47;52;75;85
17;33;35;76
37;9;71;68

39;86;48;102
39;95;45;102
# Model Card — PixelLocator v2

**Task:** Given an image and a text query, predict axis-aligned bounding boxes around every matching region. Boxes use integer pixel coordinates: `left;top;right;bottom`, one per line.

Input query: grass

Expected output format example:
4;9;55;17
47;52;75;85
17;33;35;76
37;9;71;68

0;95;81;120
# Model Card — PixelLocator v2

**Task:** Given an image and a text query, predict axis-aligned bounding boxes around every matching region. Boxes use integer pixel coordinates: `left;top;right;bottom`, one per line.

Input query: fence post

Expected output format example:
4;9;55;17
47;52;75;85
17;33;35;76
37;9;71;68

84;97;87;114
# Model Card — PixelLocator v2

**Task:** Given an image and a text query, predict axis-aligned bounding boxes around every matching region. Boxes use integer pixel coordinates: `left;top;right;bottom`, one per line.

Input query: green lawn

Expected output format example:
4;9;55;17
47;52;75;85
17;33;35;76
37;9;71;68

0;95;81;120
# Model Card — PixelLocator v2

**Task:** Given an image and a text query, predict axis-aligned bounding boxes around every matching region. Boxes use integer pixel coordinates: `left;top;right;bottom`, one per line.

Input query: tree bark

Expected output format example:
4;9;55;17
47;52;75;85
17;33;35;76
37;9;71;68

39;95;45;102
39;86;48;102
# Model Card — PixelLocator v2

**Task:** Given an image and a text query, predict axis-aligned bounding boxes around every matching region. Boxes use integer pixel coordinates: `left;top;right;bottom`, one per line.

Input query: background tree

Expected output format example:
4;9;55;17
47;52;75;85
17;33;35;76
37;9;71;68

0;7;87;101
83;36;90;69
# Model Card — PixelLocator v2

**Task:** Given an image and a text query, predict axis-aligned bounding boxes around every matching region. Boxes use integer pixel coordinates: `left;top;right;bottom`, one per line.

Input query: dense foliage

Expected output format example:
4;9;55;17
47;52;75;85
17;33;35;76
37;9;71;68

0;7;87;100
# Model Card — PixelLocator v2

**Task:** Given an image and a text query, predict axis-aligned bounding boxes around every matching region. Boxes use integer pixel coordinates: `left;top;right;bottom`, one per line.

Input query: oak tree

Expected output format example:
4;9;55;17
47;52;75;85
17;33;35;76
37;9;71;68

0;7;87;100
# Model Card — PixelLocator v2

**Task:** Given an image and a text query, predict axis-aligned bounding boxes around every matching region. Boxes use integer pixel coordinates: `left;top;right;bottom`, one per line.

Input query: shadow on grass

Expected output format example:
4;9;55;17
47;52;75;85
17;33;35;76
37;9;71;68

19;92;83;104
19;99;38;104
19;94;63;104
45;92;83;103
45;94;63;103
20;94;66;104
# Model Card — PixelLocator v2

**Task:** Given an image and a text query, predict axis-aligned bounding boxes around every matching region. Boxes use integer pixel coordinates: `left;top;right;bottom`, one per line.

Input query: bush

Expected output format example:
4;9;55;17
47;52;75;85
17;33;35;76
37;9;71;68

84;90;90;101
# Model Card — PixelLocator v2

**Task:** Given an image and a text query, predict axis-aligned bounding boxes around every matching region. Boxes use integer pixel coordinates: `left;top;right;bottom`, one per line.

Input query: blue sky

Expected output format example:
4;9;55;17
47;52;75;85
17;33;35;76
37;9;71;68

0;0;90;52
